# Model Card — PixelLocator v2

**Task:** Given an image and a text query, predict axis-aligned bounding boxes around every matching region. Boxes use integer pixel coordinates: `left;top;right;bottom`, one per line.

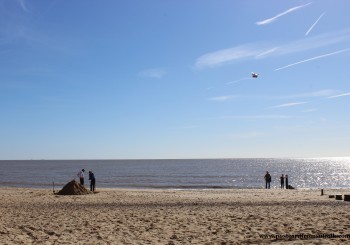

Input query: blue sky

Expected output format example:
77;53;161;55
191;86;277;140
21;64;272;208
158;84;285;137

1;0;350;159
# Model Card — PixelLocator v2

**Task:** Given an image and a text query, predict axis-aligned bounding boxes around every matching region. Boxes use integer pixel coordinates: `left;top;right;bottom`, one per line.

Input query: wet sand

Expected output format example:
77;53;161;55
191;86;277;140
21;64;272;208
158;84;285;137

0;187;349;244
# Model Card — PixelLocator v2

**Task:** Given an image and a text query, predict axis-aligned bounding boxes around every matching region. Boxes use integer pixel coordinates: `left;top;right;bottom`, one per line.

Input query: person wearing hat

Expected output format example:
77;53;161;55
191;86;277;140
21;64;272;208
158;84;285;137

77;169;85;185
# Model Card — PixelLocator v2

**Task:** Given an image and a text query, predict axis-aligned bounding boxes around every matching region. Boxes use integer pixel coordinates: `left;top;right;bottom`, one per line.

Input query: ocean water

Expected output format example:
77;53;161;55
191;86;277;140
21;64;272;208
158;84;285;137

0;158;350;189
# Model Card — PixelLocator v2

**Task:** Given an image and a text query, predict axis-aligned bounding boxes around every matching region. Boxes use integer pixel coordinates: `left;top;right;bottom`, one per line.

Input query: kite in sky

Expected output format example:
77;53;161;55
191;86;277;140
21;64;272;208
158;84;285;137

251;72;259;78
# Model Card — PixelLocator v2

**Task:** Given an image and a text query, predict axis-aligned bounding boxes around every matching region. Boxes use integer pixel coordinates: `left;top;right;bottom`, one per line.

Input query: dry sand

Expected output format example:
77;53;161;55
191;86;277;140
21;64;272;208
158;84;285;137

0;187;349;244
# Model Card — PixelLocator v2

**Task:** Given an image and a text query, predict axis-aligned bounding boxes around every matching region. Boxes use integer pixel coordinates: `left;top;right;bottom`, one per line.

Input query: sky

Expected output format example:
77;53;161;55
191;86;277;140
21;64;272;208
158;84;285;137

1;0;350;160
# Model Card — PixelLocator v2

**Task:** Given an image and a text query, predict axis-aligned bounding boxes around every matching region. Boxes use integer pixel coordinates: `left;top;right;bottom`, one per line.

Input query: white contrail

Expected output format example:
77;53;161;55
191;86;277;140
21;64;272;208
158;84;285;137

256;2;312;25
270;102;308;108
195;29;350;69
305;12;326;36
275;48;350;71
255;48;278;58
226;77;251;85
327;92;350;99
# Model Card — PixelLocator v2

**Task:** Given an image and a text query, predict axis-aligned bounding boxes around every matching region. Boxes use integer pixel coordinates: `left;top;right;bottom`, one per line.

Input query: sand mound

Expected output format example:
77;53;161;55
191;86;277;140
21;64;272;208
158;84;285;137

57;180;91;195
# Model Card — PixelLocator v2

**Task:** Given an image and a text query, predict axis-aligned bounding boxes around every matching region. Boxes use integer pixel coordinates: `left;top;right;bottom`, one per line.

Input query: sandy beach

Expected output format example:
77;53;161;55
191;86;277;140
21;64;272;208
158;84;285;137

1;187;349;244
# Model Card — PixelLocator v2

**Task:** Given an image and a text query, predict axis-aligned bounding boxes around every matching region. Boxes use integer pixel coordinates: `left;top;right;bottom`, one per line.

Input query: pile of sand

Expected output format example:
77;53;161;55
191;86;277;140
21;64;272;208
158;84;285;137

57;180;90;195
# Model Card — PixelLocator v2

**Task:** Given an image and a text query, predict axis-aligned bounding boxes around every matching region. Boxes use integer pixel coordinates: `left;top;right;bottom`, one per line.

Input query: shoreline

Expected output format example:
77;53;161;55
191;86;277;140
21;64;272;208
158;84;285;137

1;188;349;244
2;185;350;191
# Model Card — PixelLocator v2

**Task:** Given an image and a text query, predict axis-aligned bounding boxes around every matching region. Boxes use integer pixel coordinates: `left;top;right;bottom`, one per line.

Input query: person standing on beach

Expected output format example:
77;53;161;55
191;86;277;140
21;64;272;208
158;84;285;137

264;171;271;189
77;169;85;186
285;174;289;189
89;171;96;192
280;174;284;189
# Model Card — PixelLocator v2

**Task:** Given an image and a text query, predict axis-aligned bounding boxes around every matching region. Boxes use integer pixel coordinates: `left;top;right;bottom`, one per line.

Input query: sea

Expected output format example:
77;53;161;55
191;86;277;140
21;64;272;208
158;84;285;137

1;158;350;189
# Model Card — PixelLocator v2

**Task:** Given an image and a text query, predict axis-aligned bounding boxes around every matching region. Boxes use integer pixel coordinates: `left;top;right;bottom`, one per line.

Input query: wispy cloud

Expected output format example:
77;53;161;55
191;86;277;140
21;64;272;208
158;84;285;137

327;92;350;99
302;109;318;113
0;24;75;54
305;12;326;36
270;102;308;109
139;68;166;79
208;95;235;101
226;77;251;85
195;29;350;69
17;0;29;12
256;2;312;25
284;89;338;99
222;115;291;120
208;90;336;102
195;44;265;69
270;29;350;56
275;48;350;71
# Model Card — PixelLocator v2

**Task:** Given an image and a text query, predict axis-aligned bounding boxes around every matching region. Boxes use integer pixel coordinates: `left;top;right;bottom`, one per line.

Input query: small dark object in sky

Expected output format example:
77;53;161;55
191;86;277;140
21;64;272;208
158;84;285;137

251;72;259;78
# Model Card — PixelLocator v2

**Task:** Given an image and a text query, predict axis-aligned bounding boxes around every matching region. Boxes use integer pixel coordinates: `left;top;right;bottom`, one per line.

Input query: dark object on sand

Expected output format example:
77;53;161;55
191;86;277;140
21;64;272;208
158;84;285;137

344;195;350;202
328;195;335;198
335;195;342;200
321;189;324;196
287;185;294;189
57;180;91;195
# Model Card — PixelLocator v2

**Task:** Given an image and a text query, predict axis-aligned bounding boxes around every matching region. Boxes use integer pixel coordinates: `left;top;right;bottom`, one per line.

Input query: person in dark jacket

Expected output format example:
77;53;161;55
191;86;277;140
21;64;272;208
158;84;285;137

285;174;289;189
88;171;96;192
264;171;271;189
280;174;285;189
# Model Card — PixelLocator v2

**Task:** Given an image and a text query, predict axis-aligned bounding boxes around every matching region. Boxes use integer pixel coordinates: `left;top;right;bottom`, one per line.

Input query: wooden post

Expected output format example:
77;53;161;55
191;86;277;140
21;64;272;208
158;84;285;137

321;189;324;196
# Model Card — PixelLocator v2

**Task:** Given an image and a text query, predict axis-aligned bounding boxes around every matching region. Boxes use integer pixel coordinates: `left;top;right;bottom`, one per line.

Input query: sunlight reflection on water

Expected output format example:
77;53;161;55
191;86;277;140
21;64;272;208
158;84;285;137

0;158;349;189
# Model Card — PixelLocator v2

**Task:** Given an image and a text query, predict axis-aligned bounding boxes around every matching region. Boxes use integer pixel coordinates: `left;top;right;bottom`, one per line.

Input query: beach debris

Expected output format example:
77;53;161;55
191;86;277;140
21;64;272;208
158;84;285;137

170;234;178;240
344;195;350;202
335;195;342;200
328;195;335;198
57;180;91;195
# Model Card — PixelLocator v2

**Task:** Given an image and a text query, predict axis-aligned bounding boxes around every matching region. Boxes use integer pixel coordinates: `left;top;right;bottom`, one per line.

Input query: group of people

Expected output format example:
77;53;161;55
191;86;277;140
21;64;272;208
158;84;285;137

279;174;289;189
77;169;292;191
77;169;96;192
264;171;291;189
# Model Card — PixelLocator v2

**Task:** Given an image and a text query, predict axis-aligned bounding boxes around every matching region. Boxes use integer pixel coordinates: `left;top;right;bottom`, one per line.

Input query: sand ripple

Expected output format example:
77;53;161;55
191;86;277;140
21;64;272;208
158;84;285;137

0;188;349;244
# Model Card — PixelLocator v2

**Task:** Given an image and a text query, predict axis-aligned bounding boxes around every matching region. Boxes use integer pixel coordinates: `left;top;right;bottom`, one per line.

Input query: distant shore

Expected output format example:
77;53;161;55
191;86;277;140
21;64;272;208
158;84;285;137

1;188;350;244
